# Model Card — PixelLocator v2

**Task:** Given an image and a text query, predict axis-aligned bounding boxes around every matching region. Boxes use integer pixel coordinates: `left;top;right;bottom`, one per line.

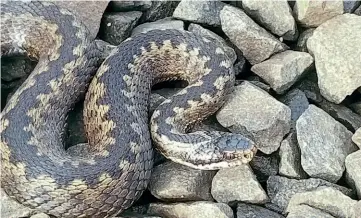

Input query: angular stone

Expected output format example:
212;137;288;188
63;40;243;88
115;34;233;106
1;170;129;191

355;5;361;15
173;0;225;27
251;51;313;94
295;28;315;52
343;1;361;13
242;0;298;41
351;102;361;115
220;5;288;65
217;81;291;154
211;164;268;204
293;0;344;28
296;105;358;182
352;128;361;148
249;155;279;183
345;150;361;199
110;1;152;12
94;39;117;60
147;202;233;218
1;188;34;218
30;213;50;218
237;203;285;218
132;18;184;36
295;79;323;103
143;1;179;22
307;14;361;104
287;205;336;218
1;57;35;82
148;161;215;201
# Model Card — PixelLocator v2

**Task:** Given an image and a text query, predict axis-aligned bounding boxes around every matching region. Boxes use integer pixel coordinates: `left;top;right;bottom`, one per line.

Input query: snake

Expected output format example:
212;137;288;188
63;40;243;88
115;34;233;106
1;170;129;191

0;1;257;218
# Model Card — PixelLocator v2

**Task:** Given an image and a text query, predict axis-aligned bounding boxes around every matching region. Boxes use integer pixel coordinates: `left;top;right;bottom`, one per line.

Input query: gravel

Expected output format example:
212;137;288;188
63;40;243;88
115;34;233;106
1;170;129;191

237;203;285;218
345;150;361;199
131;18;184;36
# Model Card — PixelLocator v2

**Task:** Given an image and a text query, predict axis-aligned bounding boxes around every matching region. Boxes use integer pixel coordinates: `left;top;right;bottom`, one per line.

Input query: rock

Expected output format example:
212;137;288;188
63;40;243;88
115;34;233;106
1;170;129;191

172;0;225;27
142;1;179;22
110;1;152;12
211;164;269;204
267;176;354;212
251;51;314;94
355;5;361;15
307;14;361;104
241;0;298;41
286;187;358;218
249;155;279;183
345;150;361;199
100;11;143;45
293;0;344;28
220;5;288;65
233;58;247;77
1;188;34;218
295;79;323;103
1;57;35;82
237;203;285;218
352;128;361;148
132;18;184;36
188;23;236;63
286;205;336;218
30;213;50;218
147;202;234;218
279;133;307;179
351;102;361;115
216;81;291;154
53;1;109;39
94;39;117;60
295;28;315;52
343;1;361;13
148;161;215;201
296;105;358;182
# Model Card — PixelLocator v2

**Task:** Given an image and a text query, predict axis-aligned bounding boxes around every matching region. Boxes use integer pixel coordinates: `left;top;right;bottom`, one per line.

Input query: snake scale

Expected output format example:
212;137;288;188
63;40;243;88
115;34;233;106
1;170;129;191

0;1;257;217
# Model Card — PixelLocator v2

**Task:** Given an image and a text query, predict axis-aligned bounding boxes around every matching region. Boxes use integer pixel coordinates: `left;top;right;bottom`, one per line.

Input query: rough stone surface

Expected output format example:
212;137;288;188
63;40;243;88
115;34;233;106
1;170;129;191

220;5;288;65
251;51;313;94
343;1;361;13
237;203;285;218
286;205;336;218
217;81;291;154
211;164;268;204
100;11;143;45
1;188;34;218
1;57;35;82
279;133;307;179
94;39;117;60
295;79;323;103
142;1;179;22
267;176;354;213
242;0;298;41
249;155;279;183
296;105;358;182
286;187;358;218
148;161;215;201
132;18;184;36
147;202;234;218
30;213;50;218
351;102;361;115
355;5;361;15
345;150;361;199
110;1;152;12
293;0;344;27
307;14;361;104
295;28;315;52
173;0;225;27
353;128;361;148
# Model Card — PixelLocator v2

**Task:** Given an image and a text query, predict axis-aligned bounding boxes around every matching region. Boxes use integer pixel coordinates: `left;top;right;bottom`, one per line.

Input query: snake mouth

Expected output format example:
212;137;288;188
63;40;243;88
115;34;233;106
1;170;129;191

222;146;257;163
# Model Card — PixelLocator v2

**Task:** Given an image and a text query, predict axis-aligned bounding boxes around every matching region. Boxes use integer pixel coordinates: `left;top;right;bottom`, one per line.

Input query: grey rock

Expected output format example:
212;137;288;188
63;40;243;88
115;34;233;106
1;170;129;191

293;0;344;28
147;202;233;218
351;101;361;115
249;155;279;183
94;39;117;60
132;18;184;36
233;58;247;77
173;0;225;27
148;161;215;201
220;5;288;65
352;128;361;148
286;187;358;218
279;133;308;179
216;81;291;154
343;1;361;13
251;51;314;94
286;205;336;218
242;0;298;41
295;79;323;103
1;57;35;82
211;164;269;204
110;1;152;12
267;176;354;213
307;14;361;104
355;5;361;15
100;11;142;45
30;213;50;218
345;150;361;199
295;28;315;52
296;105;358;182
142;1;179;22
237;203;285;218
1;188;34;218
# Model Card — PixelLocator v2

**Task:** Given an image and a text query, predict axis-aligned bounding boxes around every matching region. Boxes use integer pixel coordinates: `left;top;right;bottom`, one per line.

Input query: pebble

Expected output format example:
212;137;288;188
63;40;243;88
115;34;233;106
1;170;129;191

131;18;184;36
295;28;314;52
148;161;215;201
110;1;152;12
251;50;314;94
345;150;361;199
211;164;269;204
241;0;298;41
237;203;285;218
220;5;288;65
143;1;179;22
352;128;361;148
216;81;291;154
296;105;358;182
286;205;336;218
307;13;361;104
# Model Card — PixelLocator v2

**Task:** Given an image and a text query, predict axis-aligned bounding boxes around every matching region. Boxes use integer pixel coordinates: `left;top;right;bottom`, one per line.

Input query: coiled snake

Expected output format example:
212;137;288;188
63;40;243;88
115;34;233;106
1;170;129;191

0;1;257;217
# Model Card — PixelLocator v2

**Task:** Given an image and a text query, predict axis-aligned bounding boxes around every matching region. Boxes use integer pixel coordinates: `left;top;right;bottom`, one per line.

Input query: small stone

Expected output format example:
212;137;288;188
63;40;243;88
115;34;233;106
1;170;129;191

351;101;361;115
267;176;354;212
237;203;285;218
142;1;179;22
147;202;233;218
295;79;323;103
149;161;215;201
279;133;307;179
251;51;313;94
217;81;291;154
249;155;279;183
110;1;152;12
343;1;361;13
307;14;361;104
296;105;358;182
293;0;344;28
242;0;298;41
352;128;361;148
220;5;288;65
211;164;269;204
1;57;35;82
30;213;50;218
345;150;361;198
295;28;315;52
355;5;361;15
94;39;117;60
100;11;143;45
132;18;184;36
233;58;247;77
172;0;225;27
286;205;336;218
286;187;358;218
1;188;34;218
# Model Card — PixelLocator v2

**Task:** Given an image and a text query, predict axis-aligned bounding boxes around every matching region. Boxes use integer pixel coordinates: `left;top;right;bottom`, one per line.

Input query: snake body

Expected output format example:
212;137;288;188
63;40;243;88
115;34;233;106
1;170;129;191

1;1;257;217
